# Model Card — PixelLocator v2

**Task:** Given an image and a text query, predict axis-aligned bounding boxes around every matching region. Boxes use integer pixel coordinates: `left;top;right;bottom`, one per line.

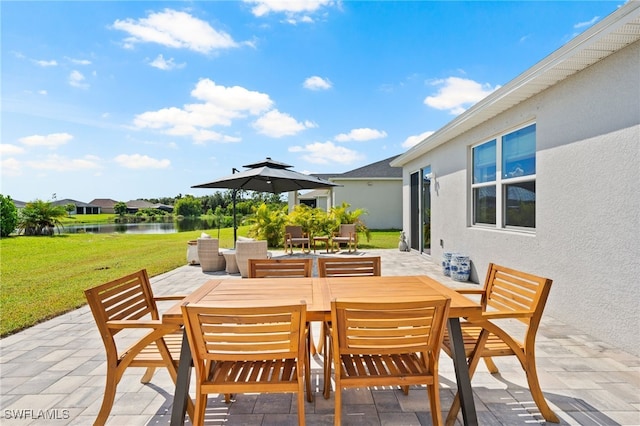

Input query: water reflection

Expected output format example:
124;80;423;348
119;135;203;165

63;218;217;234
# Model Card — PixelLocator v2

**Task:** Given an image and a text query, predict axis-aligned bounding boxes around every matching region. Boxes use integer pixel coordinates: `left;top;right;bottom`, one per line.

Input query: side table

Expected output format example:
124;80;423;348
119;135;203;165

313;236;332;253
221;250;239;274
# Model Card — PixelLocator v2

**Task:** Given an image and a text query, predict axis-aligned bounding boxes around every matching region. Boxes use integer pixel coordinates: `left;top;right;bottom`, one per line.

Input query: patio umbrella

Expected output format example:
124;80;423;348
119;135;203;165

192;158;339;244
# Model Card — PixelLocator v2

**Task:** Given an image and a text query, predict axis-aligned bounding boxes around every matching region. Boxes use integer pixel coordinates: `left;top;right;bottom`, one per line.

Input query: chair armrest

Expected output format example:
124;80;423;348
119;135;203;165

154;295;187;301
106;319;176;329
455;289;485;295
468;310;533;321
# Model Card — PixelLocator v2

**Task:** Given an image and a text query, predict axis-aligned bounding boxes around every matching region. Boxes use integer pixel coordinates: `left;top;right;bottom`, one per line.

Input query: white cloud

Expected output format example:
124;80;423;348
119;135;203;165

252;109;316;138
0;144;26;155
191;79;273;114
246;0;331;16
303;76;332;91
424;76;499;115
1;158;22;177
19;133;73;148
244;0;334;23
112;9;238;54
69;70;89;89
149;54;185;70
289;141;364;165
38;90;47;95
134;79;274;144
66;57;92;65
402;131;435;149
574;16;599;29
34;59;57;67
135;104;239;130
114;154;170;169
334;128;387;142
134;79;278;143
27;154;102;172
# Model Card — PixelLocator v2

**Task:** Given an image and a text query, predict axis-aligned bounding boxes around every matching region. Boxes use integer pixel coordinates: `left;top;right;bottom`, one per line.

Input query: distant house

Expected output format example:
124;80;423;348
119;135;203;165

391;2;640;356
90;198;174;214
296;154;402;230
90;198;119;214
52;199;100;215
125;199;174;214
124;199;155;214
11;199;26;209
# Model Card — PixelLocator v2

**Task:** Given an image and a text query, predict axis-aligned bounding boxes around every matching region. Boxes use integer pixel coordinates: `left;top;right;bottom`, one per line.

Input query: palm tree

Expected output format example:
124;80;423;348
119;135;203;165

18;200;67;236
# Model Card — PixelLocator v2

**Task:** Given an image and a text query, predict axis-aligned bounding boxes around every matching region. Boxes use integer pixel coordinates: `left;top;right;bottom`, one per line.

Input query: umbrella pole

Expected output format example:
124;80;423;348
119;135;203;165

232;189;237;248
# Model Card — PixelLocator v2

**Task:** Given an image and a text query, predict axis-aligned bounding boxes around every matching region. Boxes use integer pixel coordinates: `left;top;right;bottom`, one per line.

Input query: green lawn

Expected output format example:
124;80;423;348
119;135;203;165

0;227;399;336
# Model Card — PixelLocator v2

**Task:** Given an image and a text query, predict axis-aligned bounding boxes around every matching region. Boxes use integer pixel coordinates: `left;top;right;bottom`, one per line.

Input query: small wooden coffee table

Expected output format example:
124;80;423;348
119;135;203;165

313;236;332;253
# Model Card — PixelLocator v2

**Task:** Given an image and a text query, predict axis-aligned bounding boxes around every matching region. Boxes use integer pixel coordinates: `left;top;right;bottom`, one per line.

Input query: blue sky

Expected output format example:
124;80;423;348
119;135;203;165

1;1;623;203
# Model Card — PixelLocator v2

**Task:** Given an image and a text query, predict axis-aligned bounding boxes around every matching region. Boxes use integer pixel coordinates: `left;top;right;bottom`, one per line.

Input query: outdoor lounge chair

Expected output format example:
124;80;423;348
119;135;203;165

181;302;308;426
284;225;311;254
441;263;559;425
235;240;269;278
247;257;315;400
248;258;313;278
330;297;451;426
318;256;382;398
332;224;357;252
197;237;226;272
84;269;192;424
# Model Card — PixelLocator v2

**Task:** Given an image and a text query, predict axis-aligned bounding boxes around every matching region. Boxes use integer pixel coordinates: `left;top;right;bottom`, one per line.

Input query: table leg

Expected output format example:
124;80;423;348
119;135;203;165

447;318;478;426
170;329;192;426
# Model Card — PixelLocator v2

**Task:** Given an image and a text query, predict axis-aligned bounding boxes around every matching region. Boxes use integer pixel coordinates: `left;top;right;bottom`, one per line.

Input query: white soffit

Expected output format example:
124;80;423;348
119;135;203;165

392;1;640;167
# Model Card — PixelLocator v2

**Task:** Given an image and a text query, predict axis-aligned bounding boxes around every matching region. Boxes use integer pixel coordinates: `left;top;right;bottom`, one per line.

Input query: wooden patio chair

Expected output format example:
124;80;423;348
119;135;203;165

317;256;381;277
284;225;311;254
332;224;357;252
247;257;314;400
181;302;308;426
441;263;559;425
84;269;192;425
317;256;382;397
331;297;451;426
248;258;313;278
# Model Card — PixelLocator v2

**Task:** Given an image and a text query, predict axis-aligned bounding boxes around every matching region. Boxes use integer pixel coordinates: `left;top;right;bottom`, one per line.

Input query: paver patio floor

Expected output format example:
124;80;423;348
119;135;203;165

1;249;638;425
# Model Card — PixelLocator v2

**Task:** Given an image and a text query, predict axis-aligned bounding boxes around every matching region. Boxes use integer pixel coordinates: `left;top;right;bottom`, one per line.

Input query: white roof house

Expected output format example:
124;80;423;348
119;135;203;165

392;2;640;356
296;155;403;230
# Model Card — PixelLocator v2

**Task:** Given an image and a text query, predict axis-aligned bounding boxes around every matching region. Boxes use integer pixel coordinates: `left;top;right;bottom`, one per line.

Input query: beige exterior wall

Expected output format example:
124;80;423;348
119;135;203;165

400;41;640;356
332;179;402;230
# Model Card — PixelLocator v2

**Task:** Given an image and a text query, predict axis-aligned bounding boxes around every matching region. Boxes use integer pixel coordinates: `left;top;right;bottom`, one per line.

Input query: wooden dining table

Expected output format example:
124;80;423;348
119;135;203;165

164;275;481;426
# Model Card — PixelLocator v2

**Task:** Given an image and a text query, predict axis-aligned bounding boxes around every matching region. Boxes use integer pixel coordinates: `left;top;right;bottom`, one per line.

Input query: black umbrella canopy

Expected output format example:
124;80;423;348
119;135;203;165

191;158;339;245
192;158;339;194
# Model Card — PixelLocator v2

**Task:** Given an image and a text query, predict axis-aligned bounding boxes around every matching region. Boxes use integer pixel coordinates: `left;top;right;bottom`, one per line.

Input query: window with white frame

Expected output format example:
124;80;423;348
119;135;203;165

472;123;536;229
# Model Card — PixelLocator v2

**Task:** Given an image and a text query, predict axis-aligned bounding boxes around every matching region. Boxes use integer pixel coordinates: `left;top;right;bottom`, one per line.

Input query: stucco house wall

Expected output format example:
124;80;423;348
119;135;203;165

395;21;639;354
332;179;402;230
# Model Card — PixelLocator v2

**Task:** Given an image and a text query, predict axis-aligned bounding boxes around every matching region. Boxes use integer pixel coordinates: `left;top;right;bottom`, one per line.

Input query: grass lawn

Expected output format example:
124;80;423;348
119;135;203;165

0;227;399;336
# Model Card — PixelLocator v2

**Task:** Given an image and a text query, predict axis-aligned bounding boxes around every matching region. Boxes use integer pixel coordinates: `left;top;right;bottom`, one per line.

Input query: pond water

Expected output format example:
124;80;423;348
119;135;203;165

62;218;216;234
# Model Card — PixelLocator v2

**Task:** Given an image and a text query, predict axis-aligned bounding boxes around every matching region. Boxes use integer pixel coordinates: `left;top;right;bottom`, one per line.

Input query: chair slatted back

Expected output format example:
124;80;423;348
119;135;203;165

318;256;381;277
332;298;450;357
248;258;312;278
84;269;158;338
285;225;305;239
483;263;553;326
338;224;356;238
182;303;307;364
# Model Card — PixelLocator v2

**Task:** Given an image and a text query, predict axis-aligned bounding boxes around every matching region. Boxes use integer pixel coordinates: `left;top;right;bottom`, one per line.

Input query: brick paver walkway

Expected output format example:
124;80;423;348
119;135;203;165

1;249;638;425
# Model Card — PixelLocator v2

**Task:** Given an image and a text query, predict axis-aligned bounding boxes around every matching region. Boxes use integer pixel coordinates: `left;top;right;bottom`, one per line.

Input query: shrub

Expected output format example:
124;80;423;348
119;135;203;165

17;199;67;236
174;196;202;217
0;195;19;237
247;204;288;247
